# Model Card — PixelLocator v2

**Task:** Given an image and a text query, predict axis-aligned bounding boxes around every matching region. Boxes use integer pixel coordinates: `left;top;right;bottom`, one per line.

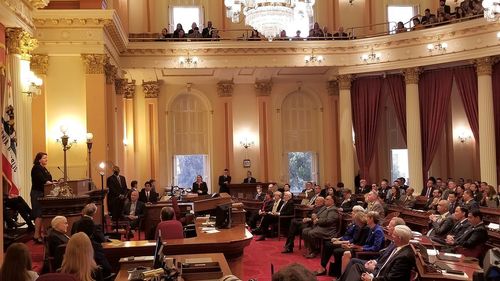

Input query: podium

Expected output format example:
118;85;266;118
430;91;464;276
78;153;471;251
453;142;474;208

43;179;91;196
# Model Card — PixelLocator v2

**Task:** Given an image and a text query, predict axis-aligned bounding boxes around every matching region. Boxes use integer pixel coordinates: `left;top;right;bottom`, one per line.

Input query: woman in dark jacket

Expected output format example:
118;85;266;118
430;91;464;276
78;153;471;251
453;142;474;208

31;152;53;243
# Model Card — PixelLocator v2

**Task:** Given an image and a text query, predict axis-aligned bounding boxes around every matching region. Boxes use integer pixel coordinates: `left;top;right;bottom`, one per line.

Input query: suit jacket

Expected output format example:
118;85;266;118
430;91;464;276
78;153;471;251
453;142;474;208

463;199;479;211
138;189;159;203
47;228;69;270
311;206;339;238
192;181;208;195
455;222;488;249
429;212;455;237
449;219;471;237
218;175;231;193
122;200;146;219
71;216;106;243
357;185;371;194
243;177;257;183
373;244;416;281
421;186;434;197
260;199;274;212
363;224;385;251
277;200;294;216
401;195;416;208
448;201;458;214
367;201;385;218
339;198;356;212
106;174;128;203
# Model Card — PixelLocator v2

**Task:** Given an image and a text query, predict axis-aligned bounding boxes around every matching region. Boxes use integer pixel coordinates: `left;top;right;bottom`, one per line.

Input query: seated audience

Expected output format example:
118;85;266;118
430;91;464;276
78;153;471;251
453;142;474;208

60;232;103;281
356;179;371;194
401;187;416;208
395;21;407;33
421;177;436;197
122;190;145;238
385;185;401;205
338;189;356;212
315;210;369;277
254;185;266;201
470;182;483;203
480;184;498;207
307;184;323;206
432;206;470;244
47;215;70;270
420;8;434;25
188;22;198;35
139;181;159;203
323;26;332;38
442;179;457;200
311;22;324;38
192;175;208;195
293;30;302;40
411;18;424;30
302;196;339;258
443;209;488;254
424;188;442;211
188;27;203;39
202;21;216;38
378;179;390;200
0;243;39;281
172;23;185;38
282;196;325;253
337;217;405;278
160;28;168;39
156;207;184;240
247;190;274;230
272;263;316;281
249;30;261;41
338;225;416;281
428;200;454;238
447;191;458;213
3;192;34;230
71;203;105;242
301;181;314;201
462;189;479;211
255;191;294;241
438;0;451;15
243;170;257;183
365;191;385;219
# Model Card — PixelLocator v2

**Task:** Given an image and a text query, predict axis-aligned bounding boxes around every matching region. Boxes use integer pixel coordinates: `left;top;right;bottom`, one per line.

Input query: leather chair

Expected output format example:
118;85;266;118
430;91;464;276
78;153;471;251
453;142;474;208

156;220;184;240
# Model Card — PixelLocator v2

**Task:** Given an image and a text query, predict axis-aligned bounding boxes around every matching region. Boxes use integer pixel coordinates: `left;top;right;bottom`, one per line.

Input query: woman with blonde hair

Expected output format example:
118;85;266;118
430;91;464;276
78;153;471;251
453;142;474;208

0;243;38;281
60;232;103;281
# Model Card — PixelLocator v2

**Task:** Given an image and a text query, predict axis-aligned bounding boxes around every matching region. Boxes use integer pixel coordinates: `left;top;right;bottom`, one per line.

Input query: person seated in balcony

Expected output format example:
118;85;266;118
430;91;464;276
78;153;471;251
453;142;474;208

293;30;302;40
311;22;324;38
188;22;198;35
323;26;332;39
278;30;288;40
160;28;169;39
454;7;466;19
188;27;203;39
254;191;294;241
202;21;216;38
249;29;261;41
395;22;407;33
192;175;208;195
139;181;159;204
420;8;434;25
438;0;451;15
122;190;145;238
172;23;185;38
411;18;424;30
333;26;349;40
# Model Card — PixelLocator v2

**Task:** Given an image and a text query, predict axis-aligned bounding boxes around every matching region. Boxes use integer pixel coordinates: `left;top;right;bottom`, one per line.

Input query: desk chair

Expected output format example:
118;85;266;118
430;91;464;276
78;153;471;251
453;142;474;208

156;220;184;240
112;216;144;240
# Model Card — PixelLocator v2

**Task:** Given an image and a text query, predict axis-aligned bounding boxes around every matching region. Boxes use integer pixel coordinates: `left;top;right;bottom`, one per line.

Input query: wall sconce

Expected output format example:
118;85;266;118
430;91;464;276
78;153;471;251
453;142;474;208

305;50;324;64
178;51;199;67
56;124;77;182
360;48;381;63
457;130;472;143
20;60;43;97
497;31;500;39
86;132;93;183
348;0;355;5
240;138;254;149
427;42;448;53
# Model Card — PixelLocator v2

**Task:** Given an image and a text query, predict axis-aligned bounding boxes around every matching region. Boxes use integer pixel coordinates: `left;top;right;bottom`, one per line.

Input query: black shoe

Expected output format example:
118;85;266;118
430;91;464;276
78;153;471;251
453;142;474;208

281;248;293;254
27;225;35;232
313;269;326;276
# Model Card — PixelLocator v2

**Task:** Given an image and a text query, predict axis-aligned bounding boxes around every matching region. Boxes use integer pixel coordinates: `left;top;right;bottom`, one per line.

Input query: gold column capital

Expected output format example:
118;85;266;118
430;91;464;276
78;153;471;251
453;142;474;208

104;63;117;84
6;28;38;60
81;54;108;74
327;80;339;96
217;80;234;97
30;54;49;75
337;75;352;90
403;67;420;84
475;57;493;76
142;80;161;98
255;80;272;96
123;80;136;99
28;0;50;9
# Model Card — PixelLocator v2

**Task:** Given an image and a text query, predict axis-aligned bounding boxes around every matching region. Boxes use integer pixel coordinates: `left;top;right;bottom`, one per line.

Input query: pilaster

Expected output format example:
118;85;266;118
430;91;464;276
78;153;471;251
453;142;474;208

338;75;355;190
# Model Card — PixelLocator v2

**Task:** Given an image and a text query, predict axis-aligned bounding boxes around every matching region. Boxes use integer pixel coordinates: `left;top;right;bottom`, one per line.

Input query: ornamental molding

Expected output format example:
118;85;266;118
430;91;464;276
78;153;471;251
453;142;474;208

337;75;352;90
327;80;339;96
403;67;420;84
255;80;272;96
30;54;49;75
6;28;38;59
217;80;234;97
0;0;36;31
142;80;161;98
28;0;50;9
475;57;493;76
81;53;108;74
104;63;117;84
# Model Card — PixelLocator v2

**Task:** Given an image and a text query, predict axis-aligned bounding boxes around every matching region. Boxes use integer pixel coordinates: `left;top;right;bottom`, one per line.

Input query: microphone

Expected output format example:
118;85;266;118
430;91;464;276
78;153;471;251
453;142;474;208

57;166;70;180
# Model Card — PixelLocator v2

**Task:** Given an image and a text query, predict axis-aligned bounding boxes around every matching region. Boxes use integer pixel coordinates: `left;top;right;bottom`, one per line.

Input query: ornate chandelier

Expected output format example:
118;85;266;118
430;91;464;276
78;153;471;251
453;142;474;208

224;0;316;39
482;0;500;22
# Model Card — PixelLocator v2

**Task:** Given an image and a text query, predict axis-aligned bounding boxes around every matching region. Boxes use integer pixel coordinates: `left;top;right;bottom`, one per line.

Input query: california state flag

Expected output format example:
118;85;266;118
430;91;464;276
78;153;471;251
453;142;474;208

2;58;19;195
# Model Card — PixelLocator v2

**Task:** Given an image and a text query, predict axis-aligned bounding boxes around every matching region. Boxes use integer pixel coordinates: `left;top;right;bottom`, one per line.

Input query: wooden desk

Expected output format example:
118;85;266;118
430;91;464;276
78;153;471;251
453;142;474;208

103;217;252;277
387;205;432;234
227;183;274;199
115;253;232;281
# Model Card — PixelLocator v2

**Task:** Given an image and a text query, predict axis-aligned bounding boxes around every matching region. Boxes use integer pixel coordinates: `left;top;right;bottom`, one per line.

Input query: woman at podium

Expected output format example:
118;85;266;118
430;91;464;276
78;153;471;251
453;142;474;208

192;175;208;195
30;152;53;244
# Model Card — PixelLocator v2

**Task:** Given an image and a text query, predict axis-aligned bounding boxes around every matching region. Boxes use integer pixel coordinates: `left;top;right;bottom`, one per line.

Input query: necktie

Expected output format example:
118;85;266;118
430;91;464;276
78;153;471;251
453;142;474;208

146;191;150;200
272;200;280;213
117;175;122;188
278;202;286;213
376;247;399;277
426;187;431;198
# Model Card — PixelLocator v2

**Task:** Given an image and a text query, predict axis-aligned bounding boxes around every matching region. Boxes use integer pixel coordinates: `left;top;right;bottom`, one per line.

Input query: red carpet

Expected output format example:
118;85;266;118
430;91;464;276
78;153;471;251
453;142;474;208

242;237;333;281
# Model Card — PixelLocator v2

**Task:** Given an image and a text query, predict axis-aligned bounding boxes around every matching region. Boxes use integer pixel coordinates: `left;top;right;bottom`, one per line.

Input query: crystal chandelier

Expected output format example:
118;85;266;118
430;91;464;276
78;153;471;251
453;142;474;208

224;0;316;39
482;0;500;22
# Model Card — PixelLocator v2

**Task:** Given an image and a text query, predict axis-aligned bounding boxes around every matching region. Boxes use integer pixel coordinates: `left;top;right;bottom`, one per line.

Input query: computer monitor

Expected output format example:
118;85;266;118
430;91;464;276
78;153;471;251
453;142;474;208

153;231;165;269
215;203;231;229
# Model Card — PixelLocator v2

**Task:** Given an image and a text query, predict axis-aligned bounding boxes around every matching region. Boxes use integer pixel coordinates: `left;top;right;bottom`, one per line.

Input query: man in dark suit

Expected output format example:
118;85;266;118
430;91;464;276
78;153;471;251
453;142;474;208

423;188;442;211
218;169;231;194
254;185;266;201
106;165;128;220
421;178;435;197
122;190;145;238
428;200;455;238
357;179;371;194
243;170;257;183
462;190;479;211
438;0;451;15
202;21;215;38
447;191;458;214
302;196;339;258
138;181;159;204
444;209;488;252
247;190;274;230
339;225;416;281
433;206;470;244
338;189;356;212
255;191;294;241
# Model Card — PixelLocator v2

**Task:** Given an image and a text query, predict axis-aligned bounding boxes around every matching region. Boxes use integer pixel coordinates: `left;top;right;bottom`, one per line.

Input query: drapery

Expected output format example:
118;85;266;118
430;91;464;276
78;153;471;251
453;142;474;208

384;74;407;144
492;63;500;180
453;66;479;142
419;69;454;176
352;77;383;181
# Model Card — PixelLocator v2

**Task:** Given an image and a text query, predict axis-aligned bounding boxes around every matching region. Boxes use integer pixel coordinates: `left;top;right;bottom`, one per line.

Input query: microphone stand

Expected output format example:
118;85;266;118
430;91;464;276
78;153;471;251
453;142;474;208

100;171;106;231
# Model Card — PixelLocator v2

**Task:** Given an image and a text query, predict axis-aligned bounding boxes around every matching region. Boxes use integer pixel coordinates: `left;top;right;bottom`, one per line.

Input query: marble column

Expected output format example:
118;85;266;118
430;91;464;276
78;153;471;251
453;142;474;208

338;75;355;190
255;80;272;182
476;57;497;187
142;80;161;181
404;68;424;193
217;80;235;174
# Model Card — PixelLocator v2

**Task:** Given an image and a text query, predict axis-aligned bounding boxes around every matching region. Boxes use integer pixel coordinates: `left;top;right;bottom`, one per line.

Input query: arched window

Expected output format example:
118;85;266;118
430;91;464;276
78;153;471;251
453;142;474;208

169;94;210;190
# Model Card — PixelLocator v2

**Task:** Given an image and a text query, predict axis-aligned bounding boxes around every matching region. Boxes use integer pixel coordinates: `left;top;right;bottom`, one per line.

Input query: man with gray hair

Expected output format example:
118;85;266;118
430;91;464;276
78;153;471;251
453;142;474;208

366;191;385;219
255;191;294;241
71;203;106;243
